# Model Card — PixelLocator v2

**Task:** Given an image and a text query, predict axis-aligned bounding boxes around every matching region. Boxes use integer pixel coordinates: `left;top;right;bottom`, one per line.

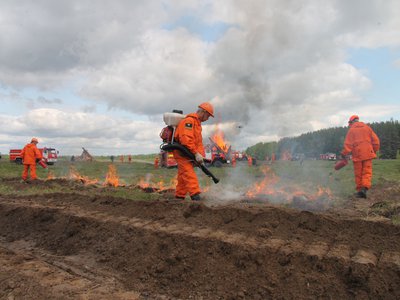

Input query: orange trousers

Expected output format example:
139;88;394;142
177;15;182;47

22;164;37;180
352;159;373;191
173;152;201;198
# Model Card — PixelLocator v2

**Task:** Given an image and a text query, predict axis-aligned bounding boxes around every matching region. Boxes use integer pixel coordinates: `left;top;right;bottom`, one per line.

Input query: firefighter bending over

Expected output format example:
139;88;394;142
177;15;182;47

21;137;43;182
341;115;380;199
173;102;214;201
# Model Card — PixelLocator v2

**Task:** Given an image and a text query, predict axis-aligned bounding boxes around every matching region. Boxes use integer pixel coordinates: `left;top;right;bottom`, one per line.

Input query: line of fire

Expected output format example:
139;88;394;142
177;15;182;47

8;113;335;210
28;117;333;211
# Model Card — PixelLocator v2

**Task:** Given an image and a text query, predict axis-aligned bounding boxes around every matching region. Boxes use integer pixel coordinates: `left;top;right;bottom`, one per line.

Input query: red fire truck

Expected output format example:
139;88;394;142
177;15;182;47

159;150;178;168
9;147;59;165
319;153;337;161
204;140;230;168
231;150;248;161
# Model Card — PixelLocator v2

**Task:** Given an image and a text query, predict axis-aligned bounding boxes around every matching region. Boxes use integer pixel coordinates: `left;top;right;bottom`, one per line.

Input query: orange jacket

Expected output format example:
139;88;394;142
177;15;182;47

21;143;42;165
341;122;380;162
174;113;205;156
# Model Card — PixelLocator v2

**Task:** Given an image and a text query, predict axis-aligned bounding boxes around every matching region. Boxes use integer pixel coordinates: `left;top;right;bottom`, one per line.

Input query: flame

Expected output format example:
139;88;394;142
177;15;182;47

211;128;229;152
68;165;99;185
245;166;280;198
137;174;177;192
47;171;55;180
103;164;120;187
201;182;211;193
245;166;333;203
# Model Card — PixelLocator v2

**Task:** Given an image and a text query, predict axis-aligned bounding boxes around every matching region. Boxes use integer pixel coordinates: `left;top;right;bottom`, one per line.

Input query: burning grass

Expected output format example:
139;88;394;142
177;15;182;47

67;165;99;185
44;164;177;195
1;158;400;213
22;161;338;211
246;165;332;195
224;165;337;211
103;164;121;187
136;174;177;193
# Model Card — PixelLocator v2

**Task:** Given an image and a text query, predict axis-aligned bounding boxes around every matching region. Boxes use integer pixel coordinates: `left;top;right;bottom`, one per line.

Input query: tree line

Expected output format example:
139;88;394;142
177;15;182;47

245;119;400;160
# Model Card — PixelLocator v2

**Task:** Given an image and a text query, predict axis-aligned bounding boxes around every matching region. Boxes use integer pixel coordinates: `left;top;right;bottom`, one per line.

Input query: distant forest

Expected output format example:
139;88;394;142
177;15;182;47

245;119;400;160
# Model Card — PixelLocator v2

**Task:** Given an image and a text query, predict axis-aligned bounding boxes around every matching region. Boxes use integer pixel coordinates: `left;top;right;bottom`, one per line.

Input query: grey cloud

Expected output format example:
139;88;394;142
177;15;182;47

81;105;97;113
0;0;166;87
37;96;62;104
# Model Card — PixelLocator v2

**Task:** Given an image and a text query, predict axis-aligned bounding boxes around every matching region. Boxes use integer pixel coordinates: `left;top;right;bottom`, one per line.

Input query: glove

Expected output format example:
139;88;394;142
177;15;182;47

195;152;204;163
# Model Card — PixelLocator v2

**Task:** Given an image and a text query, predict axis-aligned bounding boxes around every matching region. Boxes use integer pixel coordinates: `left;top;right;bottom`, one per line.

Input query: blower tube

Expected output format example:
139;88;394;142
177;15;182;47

161;143;220;184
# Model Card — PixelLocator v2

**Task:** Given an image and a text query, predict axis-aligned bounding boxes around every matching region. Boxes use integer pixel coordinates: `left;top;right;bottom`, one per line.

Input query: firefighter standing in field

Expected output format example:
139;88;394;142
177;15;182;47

173;102;214;201
341;115;380;198
21;138;43;182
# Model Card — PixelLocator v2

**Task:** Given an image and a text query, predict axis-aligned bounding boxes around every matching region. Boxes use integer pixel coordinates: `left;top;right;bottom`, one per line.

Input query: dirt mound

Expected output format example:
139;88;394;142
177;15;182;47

1;187;400;299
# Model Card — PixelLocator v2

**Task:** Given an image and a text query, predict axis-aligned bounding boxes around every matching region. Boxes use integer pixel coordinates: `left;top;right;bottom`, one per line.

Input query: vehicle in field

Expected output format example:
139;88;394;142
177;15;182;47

204;137;231;168
231;150;248;161
319;153;337;161
159;150;178;168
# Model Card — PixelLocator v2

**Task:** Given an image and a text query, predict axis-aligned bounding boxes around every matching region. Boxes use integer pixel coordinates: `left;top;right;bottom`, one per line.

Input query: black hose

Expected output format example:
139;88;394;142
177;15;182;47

161;143;220;184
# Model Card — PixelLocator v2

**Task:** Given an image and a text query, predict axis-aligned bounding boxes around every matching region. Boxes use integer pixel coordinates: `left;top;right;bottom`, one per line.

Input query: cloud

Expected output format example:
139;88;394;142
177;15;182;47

36;96;63;105
0;0;167;88
80;28;213;116
0;108;164;155
1;0;400;154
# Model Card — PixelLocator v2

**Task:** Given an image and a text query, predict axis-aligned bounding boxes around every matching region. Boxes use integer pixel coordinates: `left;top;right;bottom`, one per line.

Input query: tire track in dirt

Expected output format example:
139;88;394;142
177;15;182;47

0;240;142;300
1;194;400;299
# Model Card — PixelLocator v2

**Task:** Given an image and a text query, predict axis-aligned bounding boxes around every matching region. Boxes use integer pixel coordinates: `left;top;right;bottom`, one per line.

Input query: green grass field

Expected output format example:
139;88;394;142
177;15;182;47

0;155;399;202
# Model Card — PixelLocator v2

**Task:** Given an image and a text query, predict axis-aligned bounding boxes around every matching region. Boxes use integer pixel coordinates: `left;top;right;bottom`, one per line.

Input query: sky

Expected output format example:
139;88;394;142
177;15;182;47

0;0;399;156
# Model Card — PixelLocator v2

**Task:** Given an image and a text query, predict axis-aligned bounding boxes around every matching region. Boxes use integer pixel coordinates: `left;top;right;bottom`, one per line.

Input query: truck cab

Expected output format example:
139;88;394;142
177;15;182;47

205;145;229;167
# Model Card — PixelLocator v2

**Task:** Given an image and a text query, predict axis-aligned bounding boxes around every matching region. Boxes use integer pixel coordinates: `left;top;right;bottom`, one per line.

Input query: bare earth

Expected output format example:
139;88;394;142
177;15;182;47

0;178;399;299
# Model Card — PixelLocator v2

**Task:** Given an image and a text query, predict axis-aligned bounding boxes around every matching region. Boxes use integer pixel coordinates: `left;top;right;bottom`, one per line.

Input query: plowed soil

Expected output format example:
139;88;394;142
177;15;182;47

1;178;400;299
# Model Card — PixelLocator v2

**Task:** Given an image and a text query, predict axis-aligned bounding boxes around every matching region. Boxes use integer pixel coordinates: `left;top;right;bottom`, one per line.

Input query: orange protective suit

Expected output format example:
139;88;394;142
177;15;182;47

21;143;42;180
173;113;205;198
341;122;380;191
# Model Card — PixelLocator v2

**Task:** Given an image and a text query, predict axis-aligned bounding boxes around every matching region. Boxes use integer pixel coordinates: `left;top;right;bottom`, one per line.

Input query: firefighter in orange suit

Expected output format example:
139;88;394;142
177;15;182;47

341;115;380;198
154;156;159;169
21;138;43;182
173;102;214;201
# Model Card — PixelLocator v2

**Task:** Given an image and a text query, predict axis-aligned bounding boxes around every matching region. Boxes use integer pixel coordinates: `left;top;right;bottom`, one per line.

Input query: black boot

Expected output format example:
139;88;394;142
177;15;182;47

356;187;367;199
190;194;201;201
360;187;367;198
